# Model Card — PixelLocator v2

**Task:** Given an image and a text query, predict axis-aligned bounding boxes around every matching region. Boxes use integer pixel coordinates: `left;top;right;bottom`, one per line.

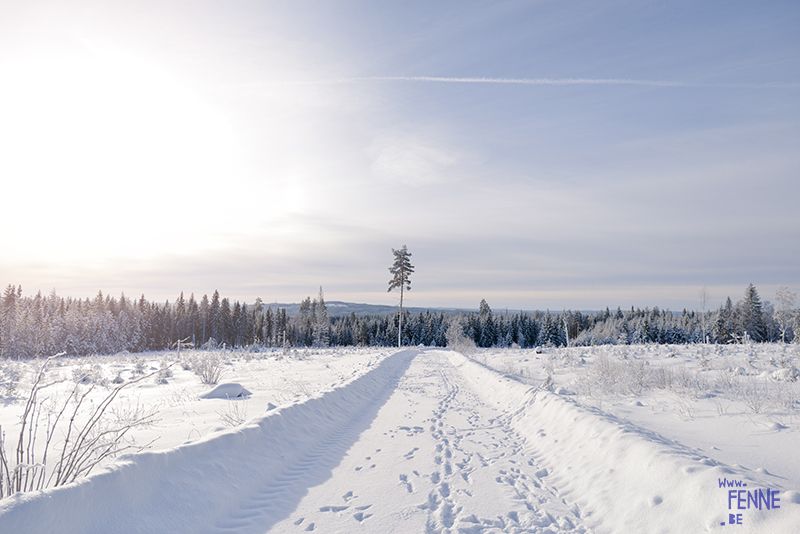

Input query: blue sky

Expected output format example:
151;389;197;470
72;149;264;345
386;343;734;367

1;1;798;311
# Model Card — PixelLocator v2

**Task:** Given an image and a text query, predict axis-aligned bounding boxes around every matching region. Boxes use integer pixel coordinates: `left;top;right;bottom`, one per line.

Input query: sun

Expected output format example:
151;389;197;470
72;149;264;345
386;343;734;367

0;44;248;263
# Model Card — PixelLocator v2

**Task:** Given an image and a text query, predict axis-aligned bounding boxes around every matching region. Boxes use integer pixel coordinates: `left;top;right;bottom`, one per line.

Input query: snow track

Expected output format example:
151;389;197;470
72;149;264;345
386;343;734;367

222;349;588;533
2;348;798;533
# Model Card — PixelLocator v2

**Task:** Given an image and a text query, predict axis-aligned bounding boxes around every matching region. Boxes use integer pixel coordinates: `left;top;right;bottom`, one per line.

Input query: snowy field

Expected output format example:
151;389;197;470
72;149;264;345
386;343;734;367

1;344;799;533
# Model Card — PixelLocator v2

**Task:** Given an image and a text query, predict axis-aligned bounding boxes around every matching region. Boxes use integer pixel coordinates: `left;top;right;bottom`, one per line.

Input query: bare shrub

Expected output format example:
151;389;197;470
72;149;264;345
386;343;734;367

0;354;163;499
290;379;312;398
191;352;226;385
771;379;797;411
72;364;107;386
740;375;769;414
155;359;174;385
217;398;248;427
674;398;695;420
650;366;673;389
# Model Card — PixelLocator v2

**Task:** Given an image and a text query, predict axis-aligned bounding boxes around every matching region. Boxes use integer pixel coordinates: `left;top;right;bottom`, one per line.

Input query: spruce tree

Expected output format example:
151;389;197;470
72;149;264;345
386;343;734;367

714;297;734;344
313;286;329;347
740;284;766;342
478;299;496;347
209;290;221;344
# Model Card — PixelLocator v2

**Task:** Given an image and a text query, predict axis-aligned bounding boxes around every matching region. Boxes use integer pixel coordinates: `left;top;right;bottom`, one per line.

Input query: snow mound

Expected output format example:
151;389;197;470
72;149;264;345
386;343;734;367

199;382;251;399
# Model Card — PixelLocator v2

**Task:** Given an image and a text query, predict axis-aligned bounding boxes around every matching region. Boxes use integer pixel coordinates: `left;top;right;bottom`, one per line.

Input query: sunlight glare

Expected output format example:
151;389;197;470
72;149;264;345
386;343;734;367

0;46;251;262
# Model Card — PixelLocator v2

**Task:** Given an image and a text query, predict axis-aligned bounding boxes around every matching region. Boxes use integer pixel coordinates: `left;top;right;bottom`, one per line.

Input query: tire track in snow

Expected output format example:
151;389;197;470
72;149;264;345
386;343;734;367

416;353;588;534
210;350;417;534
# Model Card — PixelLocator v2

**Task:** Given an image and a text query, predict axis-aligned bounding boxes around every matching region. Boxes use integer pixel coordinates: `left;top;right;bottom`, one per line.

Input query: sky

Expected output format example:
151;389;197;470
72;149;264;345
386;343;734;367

1;0;799;312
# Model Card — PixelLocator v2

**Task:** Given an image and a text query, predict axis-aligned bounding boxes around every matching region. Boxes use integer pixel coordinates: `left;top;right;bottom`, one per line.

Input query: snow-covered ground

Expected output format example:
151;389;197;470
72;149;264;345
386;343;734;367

1;344;799;533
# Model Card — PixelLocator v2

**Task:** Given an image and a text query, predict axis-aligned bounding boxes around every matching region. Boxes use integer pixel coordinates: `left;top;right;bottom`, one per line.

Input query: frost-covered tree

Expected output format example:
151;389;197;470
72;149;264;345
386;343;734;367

774;286;797;343
739;284;766;342
794;310;800;345
714;297;734;344
478;299;496;347
199;294;210;345
388;245;414;348
219;298;232;347
209;290;221;342
698;286;711;343
313;287;329;347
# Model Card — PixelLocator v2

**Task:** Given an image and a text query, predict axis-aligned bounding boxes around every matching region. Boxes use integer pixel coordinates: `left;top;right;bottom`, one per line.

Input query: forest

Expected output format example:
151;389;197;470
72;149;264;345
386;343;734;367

0;283;797;359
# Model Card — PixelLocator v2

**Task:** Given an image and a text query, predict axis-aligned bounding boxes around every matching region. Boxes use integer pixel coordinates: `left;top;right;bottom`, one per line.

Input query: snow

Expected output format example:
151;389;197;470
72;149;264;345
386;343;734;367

199;383;252;399
1;344;799;533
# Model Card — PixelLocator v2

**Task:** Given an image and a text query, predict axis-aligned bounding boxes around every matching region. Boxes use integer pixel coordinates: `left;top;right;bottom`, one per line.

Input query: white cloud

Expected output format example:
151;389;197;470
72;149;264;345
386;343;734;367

367;132;466;187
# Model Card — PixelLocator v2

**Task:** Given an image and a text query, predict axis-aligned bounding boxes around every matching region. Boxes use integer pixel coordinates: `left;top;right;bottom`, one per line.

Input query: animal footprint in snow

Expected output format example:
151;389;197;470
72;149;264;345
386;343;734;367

353;512;373;522
342;491;354;501
404;447;419;459
319;505;348;513
399;474;413;493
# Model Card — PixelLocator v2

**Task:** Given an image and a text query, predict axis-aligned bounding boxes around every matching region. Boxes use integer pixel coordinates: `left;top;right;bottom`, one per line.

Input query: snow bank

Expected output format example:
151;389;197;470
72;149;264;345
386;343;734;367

0;349;417;534
448;351;800;534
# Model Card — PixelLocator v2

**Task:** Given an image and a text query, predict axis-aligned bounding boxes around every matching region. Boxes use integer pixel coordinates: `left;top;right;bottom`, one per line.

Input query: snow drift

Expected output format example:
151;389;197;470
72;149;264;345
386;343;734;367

448;351;800;533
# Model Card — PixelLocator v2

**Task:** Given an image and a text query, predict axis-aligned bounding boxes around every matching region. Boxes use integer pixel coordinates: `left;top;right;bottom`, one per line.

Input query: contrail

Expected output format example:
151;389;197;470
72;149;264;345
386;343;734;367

231;76;800;89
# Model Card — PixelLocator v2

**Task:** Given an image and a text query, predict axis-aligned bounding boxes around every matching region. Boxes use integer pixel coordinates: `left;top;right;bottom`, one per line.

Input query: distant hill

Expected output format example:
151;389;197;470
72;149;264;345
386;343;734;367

260;301;476;317
258;301;599;317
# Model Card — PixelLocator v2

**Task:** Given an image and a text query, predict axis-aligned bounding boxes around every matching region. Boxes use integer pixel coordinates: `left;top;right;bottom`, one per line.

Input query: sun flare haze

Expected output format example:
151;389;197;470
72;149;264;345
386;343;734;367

1;0;799;311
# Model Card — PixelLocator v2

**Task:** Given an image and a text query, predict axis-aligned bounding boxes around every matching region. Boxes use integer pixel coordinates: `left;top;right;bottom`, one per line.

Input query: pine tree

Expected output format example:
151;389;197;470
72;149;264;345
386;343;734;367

388;245;414;348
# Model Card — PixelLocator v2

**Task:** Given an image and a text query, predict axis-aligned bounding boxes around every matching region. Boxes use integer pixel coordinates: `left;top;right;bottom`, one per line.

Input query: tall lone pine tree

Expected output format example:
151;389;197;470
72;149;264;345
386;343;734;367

388;245;414;348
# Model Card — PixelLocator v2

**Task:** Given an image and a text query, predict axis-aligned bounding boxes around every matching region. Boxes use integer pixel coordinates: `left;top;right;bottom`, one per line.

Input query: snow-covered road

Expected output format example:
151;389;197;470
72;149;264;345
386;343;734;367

251;349;586;533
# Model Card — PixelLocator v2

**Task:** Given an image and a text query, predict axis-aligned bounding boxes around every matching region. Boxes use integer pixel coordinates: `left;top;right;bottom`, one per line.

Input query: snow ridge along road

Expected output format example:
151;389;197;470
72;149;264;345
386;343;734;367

0;350;415;534
2;348;798;533
450;351;800;533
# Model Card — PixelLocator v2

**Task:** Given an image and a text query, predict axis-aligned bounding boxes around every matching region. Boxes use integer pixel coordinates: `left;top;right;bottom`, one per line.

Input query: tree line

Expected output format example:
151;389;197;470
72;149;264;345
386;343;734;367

0;283;797;359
